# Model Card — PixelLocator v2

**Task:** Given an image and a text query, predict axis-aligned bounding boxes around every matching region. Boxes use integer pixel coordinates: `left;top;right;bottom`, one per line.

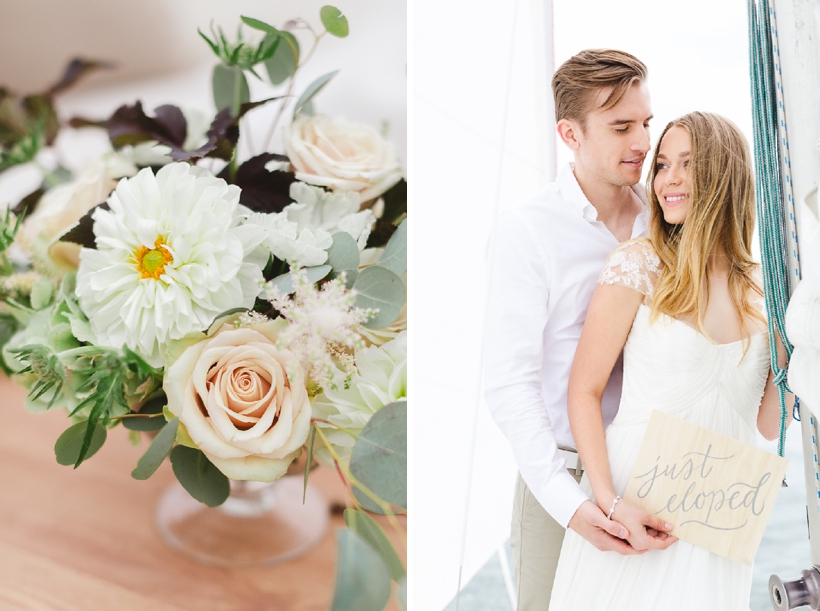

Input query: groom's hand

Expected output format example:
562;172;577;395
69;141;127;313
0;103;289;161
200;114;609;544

567;500;642;555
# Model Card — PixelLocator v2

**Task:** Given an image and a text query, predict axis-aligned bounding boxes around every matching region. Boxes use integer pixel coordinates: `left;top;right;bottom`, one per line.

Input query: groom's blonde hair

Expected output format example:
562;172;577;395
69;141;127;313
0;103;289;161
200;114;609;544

646;111;765;352
551;49;647;128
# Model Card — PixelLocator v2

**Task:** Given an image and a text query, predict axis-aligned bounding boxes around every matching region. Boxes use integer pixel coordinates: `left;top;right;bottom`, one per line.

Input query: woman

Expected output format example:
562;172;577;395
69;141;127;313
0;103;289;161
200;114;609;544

548;111;790;610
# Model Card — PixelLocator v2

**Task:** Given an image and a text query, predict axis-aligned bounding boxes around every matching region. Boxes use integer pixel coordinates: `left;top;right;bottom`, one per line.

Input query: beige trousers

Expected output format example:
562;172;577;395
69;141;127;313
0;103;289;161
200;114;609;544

509;470;583;611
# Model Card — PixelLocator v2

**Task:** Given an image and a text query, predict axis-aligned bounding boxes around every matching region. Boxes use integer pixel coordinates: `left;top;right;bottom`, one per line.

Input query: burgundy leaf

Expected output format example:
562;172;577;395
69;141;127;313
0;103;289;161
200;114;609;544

226;153;295;213
47;59;115;97
59;203;110;249
12;187;44;217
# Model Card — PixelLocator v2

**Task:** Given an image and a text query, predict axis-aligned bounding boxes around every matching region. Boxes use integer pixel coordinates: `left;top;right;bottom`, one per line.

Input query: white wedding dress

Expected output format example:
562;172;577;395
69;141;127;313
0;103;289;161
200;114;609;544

548;240;770;611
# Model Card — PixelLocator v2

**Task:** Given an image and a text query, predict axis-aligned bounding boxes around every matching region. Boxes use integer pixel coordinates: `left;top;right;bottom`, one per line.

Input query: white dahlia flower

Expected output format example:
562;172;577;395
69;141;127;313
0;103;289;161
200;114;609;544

76;163;265;367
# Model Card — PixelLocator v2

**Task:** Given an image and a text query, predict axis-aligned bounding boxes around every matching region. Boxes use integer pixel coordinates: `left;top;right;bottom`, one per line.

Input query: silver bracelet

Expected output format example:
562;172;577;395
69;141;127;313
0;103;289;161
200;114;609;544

606;496;621;520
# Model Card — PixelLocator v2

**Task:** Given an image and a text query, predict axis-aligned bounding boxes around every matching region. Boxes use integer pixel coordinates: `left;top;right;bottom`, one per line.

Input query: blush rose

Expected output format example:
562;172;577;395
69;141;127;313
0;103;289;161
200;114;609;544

163;322;311;481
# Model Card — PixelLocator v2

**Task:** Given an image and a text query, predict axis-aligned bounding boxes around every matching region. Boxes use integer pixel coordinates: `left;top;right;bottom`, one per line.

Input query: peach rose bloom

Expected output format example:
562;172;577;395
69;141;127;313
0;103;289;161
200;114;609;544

164;322;311;481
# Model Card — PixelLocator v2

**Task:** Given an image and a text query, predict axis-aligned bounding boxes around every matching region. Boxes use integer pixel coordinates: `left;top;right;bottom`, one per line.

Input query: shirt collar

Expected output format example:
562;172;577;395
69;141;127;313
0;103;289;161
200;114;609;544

558;163;598;222
558;162;650;236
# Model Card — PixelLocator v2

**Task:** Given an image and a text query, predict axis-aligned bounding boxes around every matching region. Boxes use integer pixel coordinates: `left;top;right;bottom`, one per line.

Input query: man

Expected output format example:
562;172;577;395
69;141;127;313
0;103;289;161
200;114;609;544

483;49;675;610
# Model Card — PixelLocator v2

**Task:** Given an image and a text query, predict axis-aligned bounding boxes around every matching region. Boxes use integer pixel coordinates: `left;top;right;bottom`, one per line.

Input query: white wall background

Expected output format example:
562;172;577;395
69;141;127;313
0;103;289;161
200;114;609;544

413;1;793;609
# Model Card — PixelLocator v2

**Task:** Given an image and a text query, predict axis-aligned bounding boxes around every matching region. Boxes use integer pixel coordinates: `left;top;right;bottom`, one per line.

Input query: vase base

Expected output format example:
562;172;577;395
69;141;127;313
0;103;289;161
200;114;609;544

155;476;329;566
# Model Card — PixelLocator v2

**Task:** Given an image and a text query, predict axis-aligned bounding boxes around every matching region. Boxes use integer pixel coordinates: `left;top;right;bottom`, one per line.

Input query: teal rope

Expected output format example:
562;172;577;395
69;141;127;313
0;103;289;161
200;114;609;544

747;0;795;458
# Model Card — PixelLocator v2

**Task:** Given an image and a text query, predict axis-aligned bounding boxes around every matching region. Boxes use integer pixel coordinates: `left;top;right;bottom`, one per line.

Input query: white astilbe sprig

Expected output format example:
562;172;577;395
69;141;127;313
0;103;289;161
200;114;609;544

262;269;376;391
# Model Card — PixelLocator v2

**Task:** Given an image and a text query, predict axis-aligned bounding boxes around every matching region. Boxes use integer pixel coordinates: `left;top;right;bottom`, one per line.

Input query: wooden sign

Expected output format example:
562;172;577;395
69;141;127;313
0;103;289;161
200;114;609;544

622;410;789;565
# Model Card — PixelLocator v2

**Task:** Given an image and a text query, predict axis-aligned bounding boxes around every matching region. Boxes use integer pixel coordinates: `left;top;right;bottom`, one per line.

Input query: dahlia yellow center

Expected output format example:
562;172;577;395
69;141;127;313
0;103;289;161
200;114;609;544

134;237;173;280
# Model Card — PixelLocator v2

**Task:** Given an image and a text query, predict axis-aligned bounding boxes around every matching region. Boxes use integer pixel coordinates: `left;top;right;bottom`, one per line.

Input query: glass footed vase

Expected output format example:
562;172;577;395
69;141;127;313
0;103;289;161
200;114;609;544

155;475;329;566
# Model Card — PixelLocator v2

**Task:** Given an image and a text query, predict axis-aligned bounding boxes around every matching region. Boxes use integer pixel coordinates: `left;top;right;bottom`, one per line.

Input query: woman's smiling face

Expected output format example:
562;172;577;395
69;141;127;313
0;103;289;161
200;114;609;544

653;125;691;225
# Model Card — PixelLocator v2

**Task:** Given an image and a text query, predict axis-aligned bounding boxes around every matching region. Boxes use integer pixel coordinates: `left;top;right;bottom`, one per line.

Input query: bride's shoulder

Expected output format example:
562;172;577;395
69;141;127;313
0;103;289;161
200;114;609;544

603;238;661;273
598;238;662;296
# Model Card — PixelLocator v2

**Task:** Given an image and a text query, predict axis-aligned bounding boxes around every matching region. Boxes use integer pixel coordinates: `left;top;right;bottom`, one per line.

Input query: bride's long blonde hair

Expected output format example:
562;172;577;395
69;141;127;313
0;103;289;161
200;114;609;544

645;111;764;348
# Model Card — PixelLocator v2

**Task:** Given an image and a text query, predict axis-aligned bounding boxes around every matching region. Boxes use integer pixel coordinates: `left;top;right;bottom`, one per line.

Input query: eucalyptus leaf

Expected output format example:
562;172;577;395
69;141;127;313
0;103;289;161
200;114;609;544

350;401;406;513
344;509;405;580
212;64;250;116
264;31;299;85
399;577;407;610
353;266;405;328
55;421;107;466
170;446;230;507
207;307;247;335
331;530;392;611
240;16;279;34
268;264;332;295
293;71;338;117
377;219;407;276
131;417;179;480
121;396;167;431
326;232;360;276
320;6;350;38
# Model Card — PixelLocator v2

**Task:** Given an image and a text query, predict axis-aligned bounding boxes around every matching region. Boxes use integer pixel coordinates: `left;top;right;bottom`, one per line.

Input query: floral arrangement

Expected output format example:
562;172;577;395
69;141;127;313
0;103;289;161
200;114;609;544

0;7;406;611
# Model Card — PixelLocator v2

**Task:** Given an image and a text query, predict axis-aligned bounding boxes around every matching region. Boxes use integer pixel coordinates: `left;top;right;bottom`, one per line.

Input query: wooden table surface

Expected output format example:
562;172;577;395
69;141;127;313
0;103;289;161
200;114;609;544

0;377;405;611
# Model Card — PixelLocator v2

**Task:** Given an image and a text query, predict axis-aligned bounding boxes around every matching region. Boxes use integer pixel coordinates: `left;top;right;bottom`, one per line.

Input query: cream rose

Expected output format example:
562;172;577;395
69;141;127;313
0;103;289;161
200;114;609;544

163;322;311;482
19;154;137;273
285;113;403;202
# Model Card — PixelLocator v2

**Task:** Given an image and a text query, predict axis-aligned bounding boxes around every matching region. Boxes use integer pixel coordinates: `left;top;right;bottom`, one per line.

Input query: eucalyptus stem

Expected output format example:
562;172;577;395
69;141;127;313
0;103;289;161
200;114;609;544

108;412;164;421
229;66;244;180
263;30;326;152
310;417;359;439
312;424;405;546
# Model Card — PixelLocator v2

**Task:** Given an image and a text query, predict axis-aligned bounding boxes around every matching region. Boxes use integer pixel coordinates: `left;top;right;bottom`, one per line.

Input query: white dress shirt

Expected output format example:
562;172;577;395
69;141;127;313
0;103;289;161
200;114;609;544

484;163;649;528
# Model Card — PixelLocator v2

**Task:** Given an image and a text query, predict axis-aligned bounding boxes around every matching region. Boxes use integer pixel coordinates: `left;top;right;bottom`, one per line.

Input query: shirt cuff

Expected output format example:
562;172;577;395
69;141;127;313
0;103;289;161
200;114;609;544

532;468;589;529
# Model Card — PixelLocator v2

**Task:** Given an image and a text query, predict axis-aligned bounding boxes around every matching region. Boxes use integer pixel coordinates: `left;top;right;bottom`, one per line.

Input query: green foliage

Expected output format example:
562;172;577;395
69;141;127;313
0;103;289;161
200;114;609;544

326;232;360;280
54;421;107;466
121;395;167;431
0;206;24;253
0;129;43;172
377;219;407;276
344;509;405;580
15;343;160;468
350;401;407;513
170;446;230;507
264;31;300;85
331;530;392;611
320;6;350;38
293;71;338;117
304;425;316;503
268;264;332;294
131;417;179;480
212;64;250;116
398;577;407;610
29;278;53;311
199;21;280;76
353;266;405;328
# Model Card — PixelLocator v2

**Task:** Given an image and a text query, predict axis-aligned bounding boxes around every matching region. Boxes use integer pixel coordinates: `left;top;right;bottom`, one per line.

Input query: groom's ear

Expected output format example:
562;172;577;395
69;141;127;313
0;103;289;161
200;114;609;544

557;118;582;150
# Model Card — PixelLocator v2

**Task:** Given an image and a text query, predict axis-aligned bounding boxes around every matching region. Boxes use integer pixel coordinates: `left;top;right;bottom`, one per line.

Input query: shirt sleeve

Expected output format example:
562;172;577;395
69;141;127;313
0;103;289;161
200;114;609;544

482;211;589;528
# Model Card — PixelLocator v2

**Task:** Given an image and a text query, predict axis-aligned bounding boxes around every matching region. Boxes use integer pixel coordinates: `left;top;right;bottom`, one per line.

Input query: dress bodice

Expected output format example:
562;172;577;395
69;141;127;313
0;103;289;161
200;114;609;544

598;239;771;443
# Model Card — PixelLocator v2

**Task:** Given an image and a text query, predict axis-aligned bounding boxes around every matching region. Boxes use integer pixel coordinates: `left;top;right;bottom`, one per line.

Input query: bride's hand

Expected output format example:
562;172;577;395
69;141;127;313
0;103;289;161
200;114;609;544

609;499;678;551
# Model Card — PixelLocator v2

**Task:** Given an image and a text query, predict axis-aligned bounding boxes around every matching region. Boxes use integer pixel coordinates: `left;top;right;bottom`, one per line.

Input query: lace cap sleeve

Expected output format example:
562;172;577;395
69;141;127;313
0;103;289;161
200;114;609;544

598;239;662;299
